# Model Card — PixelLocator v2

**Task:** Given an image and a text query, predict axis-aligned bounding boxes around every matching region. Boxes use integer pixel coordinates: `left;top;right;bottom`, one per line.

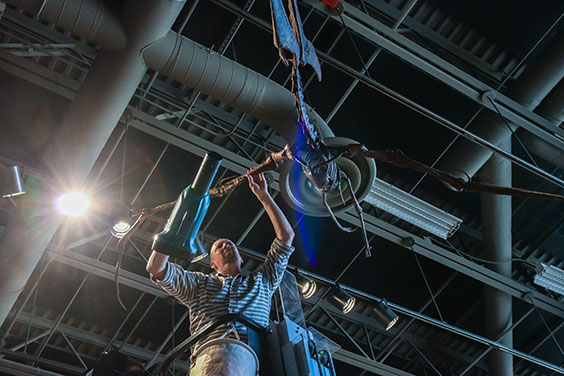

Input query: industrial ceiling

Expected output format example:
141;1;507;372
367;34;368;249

0;0;563;375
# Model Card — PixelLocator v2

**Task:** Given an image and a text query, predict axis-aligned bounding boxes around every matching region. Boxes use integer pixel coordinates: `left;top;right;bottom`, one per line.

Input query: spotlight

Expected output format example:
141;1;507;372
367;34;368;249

0;165;25;198
328;287;356;314
373;300;398;330
296;274;317;299
110;204;132;239
55;190;91;218
112;221;131;239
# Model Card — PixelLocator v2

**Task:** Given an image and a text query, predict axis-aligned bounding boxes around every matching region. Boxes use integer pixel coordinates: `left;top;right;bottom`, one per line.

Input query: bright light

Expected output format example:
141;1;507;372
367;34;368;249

301;280;317;299
342;296;356;314
55;191;91;218
112;221;131;238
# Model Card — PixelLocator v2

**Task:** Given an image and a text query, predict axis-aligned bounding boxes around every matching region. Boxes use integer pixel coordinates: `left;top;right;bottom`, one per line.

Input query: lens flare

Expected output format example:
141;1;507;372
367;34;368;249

55;191;91;218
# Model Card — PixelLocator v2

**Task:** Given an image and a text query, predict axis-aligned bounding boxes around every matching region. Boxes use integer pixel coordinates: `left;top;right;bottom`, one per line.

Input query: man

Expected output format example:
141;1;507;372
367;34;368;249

146;173;295;375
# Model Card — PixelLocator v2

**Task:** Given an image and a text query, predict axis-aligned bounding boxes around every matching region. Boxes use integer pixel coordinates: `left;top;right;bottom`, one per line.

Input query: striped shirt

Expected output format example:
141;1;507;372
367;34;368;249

153;238;294;356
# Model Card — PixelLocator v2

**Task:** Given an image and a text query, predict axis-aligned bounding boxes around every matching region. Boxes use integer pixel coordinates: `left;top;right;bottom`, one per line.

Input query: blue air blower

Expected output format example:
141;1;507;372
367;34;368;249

152;152;222;260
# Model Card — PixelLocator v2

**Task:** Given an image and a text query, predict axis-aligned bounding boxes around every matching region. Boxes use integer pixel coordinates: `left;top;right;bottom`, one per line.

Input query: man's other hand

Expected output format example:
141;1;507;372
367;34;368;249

247;173;270;201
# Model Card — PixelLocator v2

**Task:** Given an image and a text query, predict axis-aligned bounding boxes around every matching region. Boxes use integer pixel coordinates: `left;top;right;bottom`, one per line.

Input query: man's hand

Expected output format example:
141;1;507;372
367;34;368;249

247;172;294;245
247;173;271;201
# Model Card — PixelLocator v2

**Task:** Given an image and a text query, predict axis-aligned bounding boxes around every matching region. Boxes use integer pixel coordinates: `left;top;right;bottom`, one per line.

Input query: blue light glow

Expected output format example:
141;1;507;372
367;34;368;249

291;151;320;266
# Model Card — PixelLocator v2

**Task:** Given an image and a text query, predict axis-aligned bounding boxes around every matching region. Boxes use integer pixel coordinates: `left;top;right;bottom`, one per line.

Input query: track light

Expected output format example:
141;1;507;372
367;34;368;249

296;273;317;299
363;178;462;239
0;165;25;198
534;263;564;296
110;204;133;239
373;299;399;330
328;287;356;314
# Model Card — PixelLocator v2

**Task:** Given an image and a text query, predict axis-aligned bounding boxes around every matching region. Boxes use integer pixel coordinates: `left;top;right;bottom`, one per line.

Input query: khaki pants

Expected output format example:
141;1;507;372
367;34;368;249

190;338;259;376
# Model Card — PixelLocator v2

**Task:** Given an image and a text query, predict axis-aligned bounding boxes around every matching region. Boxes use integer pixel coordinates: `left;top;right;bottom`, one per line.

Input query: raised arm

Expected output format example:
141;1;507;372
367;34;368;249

247;173;295;245
146;251;169;281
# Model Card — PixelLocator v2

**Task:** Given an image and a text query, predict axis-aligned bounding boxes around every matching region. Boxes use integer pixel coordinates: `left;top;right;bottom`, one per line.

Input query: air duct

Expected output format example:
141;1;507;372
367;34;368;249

7;0;126;51
439;30;564;178
0;0;186;327
481;138;513;376
142;31;334;142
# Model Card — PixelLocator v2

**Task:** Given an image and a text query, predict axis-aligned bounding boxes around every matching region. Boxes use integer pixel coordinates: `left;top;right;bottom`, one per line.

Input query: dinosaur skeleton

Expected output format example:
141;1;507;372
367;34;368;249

113;0;564;309
119;0;564;255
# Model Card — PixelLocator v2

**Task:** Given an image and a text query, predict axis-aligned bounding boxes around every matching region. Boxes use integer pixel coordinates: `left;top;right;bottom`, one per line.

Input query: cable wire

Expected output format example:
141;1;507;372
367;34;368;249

487;97;539;168
412;252;444;322
338;12;374;80
445;239;536;267
527;295;564;359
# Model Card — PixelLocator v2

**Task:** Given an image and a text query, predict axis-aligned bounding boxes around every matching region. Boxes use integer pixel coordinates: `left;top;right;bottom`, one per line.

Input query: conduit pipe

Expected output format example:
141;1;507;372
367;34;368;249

143;31;335;142
518;132;564;168
0;0;186;327
439;30;564;178
481;138;513;376
7;0;126;51
516;77;564;169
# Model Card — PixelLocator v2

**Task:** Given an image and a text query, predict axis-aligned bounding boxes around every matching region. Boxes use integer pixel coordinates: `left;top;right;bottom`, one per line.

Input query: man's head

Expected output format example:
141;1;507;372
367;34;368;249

210;238;243;276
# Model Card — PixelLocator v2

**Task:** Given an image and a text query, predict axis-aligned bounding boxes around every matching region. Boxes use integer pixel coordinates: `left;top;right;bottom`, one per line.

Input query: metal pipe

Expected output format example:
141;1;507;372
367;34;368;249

6;0;126;51
439;28;564;177
481;137;513;375
516;77;564;169
143;31;335;143
0;0;186;327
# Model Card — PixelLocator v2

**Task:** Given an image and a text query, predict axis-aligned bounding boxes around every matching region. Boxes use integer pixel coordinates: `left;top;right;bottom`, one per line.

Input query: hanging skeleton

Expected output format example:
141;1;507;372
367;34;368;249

114;0;564;308
119;0;564;255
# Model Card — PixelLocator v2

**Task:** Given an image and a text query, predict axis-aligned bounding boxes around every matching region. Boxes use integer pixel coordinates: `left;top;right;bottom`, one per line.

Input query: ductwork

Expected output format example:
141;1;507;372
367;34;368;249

0;0;186;326
481;138;513;376
439;30;564;177
516;76;564;168
518;131;564;167
7;0;126;51
531;73;564;125
143;31;335;142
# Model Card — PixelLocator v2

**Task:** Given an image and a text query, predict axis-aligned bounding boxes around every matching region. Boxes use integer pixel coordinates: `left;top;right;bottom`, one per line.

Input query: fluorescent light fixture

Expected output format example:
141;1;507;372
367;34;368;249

534;263;564;296
363;178;462;239
55;191;91;218
0;165;25;198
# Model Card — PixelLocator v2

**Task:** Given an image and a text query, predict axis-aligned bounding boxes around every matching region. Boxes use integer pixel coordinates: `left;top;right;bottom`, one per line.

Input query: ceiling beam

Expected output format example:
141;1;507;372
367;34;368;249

0;358;66;376
11;311;191;374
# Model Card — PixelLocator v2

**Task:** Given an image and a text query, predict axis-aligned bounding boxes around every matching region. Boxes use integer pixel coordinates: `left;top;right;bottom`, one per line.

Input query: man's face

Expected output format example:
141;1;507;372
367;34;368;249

210;238;242;273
